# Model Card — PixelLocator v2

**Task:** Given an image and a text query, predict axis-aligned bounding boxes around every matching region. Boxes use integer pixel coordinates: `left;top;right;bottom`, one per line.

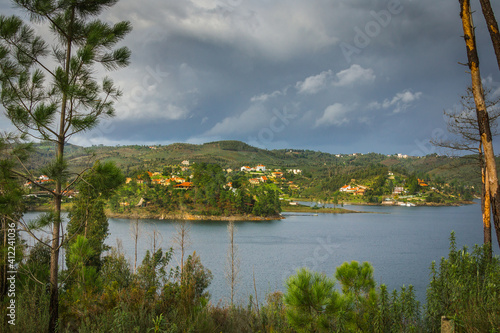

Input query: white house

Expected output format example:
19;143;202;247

340;185;351;192
393;187;404;195
255;164;266;172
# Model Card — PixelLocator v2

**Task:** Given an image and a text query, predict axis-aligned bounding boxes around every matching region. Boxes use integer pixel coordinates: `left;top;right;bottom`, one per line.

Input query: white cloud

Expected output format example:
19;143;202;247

110;63;199;121
392;90;422;104
315;103;350;127
369;90;422;114
296;65;375;95
333;64;375;87
296;70;333;95
250;87;288;103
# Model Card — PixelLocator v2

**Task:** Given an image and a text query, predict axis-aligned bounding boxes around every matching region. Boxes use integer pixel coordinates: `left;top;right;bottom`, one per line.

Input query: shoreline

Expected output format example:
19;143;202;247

105;210;283;221
281;206;365;214
290;199;475;207
27;199;474;221
105;205;369;220
27;207;362;221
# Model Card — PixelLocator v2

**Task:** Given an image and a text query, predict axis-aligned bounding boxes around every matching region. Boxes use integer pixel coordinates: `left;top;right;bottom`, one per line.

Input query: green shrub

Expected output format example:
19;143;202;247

425;233;500;332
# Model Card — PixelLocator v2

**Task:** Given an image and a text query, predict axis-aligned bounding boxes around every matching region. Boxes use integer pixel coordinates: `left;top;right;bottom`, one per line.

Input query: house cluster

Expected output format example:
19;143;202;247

238;164;304;190
249;175;268;185
339;184;368;196
126;172;193;189
240;165;302;176
241;164;266;172
24;175;54;188
392;179;428;195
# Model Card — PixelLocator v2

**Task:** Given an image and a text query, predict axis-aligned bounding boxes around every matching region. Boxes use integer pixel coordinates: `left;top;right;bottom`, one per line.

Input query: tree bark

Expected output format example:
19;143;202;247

478;0;500;71
48;4;75;331
480;149;492;259
482;163;492;243
459;0;500;249
49;192;61;333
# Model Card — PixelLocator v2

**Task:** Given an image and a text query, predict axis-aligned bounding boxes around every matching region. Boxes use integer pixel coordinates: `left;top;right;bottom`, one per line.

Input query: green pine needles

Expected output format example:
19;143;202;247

0;0;131;144
283;235;500;333
284;262;423;332
0;1;131;331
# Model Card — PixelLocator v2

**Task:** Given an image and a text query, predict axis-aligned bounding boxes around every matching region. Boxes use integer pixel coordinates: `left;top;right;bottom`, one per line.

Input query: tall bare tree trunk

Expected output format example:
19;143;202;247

480;147;492;259
131;218;140;274
482;161;492;244
459;0;500;249
226;221;239;306
478;0;500;70
173;221;191;277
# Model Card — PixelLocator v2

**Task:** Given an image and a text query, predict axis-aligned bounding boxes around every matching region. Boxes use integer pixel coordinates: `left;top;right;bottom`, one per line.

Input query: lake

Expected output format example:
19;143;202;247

23;201;499;305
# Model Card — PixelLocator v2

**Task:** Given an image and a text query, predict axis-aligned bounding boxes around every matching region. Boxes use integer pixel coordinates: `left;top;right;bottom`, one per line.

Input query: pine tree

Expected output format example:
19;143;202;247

66;161;124;273
0;1;131;330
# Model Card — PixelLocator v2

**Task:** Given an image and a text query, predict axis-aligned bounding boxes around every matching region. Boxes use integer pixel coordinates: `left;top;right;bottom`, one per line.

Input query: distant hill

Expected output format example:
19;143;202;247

25;140;484;190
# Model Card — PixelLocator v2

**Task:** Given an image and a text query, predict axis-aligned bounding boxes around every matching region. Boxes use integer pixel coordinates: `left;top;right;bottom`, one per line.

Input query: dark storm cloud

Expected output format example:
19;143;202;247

3;0;500;155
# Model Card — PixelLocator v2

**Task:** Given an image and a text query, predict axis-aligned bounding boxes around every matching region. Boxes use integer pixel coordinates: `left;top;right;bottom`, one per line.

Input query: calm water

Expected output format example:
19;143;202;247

23;201;499;305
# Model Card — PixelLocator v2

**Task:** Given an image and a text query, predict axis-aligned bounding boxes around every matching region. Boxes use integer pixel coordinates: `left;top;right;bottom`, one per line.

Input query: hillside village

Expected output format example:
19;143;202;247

121;161;303;192
22;149;476;212
20;141;479;213
335;169;470;206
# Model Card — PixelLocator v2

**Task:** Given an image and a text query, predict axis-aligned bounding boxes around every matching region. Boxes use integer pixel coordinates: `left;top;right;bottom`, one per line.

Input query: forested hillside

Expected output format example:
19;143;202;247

26;140;484;189
23;141;485;197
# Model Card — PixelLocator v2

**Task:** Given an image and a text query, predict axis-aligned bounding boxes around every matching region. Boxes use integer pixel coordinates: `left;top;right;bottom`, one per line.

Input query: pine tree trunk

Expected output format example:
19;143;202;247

48;5;74;330
459;0;500;249
49;192;61;333
478;0;500;70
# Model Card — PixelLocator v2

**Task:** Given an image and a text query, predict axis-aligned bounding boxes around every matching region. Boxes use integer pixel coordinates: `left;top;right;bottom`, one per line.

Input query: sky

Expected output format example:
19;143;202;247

2;0;500;156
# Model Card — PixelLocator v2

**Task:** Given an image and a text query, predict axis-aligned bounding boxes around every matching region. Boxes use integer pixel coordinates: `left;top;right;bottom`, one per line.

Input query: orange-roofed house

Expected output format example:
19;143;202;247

174;182;193;189
171;176;186;183
255;164;266;172
418;179;429;187
355;188;366;196
339;185;351;192
151;178;162;185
